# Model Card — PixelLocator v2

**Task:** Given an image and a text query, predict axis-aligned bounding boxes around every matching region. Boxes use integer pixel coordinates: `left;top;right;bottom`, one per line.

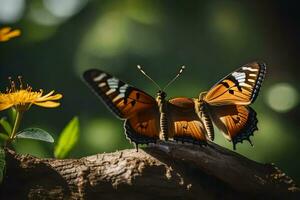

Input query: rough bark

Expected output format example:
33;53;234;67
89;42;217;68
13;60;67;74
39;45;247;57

0;141;299;200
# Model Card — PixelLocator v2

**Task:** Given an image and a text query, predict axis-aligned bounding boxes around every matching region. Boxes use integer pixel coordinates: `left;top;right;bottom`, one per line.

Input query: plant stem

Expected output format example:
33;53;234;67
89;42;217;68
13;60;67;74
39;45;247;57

10;110;23;140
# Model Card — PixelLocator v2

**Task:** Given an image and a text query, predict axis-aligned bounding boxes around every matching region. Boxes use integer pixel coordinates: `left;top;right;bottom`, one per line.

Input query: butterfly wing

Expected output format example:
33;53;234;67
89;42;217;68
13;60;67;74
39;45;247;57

124;108;160;145
209;105;258;149
168;98;207;144
83;69;157;119
83;69;160;145
204;62;266;106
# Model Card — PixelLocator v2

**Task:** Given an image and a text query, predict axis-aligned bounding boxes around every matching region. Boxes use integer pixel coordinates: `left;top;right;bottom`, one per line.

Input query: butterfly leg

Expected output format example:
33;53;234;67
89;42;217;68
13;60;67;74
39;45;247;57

134;142;139;152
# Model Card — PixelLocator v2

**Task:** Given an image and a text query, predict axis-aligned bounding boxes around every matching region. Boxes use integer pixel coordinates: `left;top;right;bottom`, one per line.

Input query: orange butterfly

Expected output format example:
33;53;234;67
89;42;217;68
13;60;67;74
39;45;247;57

195;62;266;149
83;62;266;150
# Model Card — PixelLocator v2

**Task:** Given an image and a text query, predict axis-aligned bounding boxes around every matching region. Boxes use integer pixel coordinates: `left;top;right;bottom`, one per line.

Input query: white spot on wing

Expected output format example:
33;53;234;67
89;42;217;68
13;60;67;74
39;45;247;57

93;73;107;82
238;78;245;83
242;67;258;72
240;82;252;88
107;78;119;89
113;94;125;102
98;82;107;87
248;79;255;83
249;74;257;77
106;88;116;95
232;72;246;79
119;84;128;94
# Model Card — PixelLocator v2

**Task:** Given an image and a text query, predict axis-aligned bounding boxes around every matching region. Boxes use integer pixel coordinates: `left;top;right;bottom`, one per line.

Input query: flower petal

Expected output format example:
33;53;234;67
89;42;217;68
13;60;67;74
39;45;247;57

48;93;63;100
34;101;61;108
40;94;63;101
39;90;55;99
38;91;62;101
0;27;11;34
0;103;13;111
0;28;21;42
5;29;21;38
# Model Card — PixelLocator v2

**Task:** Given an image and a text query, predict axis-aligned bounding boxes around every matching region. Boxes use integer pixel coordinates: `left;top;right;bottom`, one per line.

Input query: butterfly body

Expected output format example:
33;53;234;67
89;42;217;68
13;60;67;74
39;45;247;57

194;95;215;141
83;61;266;150
156;90;169;141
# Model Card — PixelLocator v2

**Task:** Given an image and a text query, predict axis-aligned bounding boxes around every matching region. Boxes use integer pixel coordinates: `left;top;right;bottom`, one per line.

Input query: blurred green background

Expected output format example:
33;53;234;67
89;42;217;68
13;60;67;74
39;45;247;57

0;0;299;181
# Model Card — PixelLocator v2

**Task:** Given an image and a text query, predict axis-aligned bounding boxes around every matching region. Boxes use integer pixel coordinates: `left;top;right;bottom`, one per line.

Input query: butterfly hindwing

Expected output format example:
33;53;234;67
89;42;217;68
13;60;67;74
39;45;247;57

83;69;160;145
124;108;160;145
168;98;207;144
209;105;258;149
204;62;266;106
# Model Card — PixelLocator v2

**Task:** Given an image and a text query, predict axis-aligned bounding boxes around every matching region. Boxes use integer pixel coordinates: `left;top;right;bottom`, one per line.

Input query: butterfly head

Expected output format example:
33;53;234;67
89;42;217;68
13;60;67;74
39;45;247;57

198;92;207;102
156;90;167;107
157;90;167;99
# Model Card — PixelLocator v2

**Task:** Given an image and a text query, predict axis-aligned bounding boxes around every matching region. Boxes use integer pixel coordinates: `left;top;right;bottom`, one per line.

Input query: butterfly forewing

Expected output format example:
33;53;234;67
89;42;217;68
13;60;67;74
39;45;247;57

204;62;266;105
168;98;207;144
84;69;160;146
83;69;157;119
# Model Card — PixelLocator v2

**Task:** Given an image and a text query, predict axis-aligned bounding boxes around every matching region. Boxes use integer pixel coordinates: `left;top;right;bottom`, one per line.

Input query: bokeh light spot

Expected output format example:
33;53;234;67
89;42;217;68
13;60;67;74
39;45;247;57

43;0;88;18
75;11;130;74
28;2;62;26
0;0;25;23
125;0;161;25
208;2;242;38
86;12;129;56
265;83;298;113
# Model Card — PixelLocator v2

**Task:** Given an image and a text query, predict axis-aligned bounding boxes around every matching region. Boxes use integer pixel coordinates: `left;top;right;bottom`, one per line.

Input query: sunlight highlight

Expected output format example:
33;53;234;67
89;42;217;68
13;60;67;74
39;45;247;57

43;0;88;18
0;0;25;23
265;83;298;113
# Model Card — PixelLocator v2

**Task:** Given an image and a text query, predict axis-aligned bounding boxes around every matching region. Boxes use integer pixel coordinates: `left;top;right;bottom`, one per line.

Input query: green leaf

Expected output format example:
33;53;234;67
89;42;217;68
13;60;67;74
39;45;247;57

54;116;80;159
0;118;12;135
0;133;9;141
0;148;5;183
16;128;54;143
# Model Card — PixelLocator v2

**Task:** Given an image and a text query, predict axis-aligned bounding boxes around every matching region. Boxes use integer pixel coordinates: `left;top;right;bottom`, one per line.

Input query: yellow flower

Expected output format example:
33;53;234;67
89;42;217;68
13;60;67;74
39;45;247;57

0;27;21;42
0;76;62;112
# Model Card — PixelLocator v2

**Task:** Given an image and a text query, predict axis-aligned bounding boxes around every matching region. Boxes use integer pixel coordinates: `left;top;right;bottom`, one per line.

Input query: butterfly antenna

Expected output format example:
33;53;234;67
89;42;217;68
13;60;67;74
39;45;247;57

137;65;161;90
163;65;186;90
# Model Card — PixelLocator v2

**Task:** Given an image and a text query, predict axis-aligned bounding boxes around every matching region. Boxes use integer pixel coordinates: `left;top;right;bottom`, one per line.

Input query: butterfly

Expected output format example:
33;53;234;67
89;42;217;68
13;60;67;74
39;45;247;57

83;61;266;150
195;62;266;149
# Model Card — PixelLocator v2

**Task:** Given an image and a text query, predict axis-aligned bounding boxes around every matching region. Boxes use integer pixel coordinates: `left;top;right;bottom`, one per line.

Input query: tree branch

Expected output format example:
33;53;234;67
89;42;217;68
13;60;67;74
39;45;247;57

0;141;299;199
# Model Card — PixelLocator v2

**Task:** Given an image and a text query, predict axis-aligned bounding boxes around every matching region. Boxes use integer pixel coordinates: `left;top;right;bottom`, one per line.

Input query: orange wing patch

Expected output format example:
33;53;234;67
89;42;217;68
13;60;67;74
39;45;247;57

210;105;258;149
114;89;156;118
204;62;266;106
172;120;207;144
204;79;252;105
168;98;207;144
125;108;160;145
